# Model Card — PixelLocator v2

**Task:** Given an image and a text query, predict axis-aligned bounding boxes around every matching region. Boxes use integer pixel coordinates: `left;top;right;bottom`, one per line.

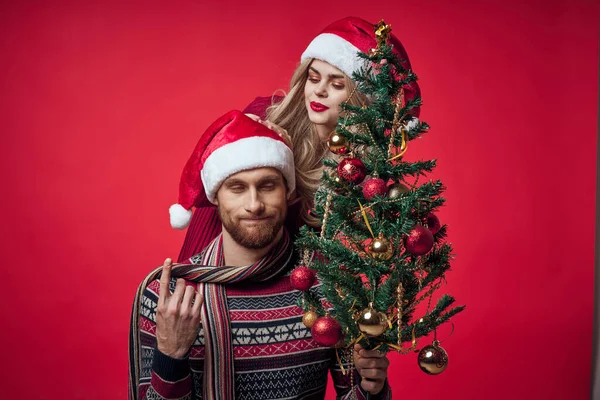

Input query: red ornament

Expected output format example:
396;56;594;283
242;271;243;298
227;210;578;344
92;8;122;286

337;158;366;184
362;178;387;201
290;266;316;291
426;213;441;235
405;225;434;256
311;316;343;346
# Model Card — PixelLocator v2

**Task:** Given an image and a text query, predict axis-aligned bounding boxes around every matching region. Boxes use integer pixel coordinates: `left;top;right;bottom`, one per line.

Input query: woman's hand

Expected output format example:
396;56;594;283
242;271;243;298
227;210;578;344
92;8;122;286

245;113;292;148
354;344;390;395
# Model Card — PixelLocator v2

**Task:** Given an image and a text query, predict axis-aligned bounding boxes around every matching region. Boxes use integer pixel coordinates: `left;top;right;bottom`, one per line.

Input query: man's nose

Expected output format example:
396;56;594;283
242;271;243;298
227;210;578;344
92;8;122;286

244;188;265;214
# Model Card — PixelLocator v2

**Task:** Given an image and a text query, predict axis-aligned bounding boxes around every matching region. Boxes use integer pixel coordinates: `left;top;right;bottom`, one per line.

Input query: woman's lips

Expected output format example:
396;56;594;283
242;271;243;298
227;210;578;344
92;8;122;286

310;101;329;112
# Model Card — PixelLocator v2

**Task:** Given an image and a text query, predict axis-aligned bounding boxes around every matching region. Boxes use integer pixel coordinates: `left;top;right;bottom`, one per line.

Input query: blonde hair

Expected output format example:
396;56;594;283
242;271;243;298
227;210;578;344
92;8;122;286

266;58;367;228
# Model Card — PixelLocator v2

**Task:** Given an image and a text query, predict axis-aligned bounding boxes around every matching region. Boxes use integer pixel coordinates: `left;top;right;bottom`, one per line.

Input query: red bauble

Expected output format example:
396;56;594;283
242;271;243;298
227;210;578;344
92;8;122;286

405;225;434;255
426;213;441;235
290;266;316;291
362;178;387;201
311;316;343;347
337;158;366;184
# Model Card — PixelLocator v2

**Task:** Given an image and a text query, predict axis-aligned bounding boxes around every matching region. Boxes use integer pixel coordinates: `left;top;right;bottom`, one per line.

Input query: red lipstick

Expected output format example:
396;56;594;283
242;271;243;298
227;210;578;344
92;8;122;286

310;101;329;112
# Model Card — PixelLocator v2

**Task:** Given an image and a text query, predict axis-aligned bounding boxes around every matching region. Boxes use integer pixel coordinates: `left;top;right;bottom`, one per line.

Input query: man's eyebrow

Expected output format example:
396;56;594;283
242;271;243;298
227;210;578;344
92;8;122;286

223;179;246;187
257;175;283;184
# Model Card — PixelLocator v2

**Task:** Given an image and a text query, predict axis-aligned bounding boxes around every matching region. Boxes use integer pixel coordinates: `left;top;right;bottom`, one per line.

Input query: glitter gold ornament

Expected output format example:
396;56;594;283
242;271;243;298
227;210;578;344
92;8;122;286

327;131;350;155
356;302;390;337
387;182;410;199
302;310;318;328
417;340;448;375
367;234;393;261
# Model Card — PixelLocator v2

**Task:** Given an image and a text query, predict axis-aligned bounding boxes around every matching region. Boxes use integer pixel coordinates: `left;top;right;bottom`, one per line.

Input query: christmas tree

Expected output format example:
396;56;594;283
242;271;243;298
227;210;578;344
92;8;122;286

291;21;465;374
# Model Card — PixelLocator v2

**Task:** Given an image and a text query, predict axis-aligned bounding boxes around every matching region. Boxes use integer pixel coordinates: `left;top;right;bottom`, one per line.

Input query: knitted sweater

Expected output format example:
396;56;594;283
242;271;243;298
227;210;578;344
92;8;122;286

136;272;391;399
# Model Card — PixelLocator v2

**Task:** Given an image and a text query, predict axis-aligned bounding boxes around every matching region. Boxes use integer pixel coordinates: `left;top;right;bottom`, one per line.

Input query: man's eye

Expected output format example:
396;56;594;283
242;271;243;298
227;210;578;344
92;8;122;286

261;184;275;191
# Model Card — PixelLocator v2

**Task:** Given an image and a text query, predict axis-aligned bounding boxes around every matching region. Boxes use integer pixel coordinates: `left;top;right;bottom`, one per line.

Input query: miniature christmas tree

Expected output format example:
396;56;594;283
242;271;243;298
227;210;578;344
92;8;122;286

292;20;465;374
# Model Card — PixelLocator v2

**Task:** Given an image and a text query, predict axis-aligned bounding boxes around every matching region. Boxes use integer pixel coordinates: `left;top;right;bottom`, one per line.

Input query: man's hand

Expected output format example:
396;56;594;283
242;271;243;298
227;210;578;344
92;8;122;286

354;344;390;395
156;258;203;358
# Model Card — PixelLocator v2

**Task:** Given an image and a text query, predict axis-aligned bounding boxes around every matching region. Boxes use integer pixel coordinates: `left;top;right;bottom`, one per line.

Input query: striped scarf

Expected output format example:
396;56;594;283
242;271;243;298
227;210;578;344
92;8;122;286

129;230;293;400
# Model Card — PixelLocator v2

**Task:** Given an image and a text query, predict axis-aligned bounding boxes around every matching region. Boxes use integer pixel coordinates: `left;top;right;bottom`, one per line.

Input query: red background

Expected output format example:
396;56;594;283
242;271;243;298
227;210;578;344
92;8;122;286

0;1;597;399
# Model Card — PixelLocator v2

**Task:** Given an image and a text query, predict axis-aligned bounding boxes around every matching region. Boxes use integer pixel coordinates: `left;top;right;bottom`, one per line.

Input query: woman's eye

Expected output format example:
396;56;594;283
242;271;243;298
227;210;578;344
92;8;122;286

332;83;345;90
308;76;320;83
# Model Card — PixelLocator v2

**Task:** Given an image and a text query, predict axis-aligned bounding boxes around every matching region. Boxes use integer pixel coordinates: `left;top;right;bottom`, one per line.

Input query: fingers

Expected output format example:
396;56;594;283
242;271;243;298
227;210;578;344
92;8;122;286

191;285;204;315
360;378;384;395
171;278;186;306
158;258;172;305
181;284;195;312
245;113;260;121
354;344;386;359
356;356;389;369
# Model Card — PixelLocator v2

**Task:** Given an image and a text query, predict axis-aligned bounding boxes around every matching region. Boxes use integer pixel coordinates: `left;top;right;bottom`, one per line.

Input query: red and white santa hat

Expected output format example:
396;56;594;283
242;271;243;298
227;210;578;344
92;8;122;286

301;16;421;117
169;110;295;229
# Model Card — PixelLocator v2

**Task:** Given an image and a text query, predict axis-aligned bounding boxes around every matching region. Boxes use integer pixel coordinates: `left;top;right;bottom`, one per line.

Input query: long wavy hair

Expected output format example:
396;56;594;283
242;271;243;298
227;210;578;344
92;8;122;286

266;58;367;228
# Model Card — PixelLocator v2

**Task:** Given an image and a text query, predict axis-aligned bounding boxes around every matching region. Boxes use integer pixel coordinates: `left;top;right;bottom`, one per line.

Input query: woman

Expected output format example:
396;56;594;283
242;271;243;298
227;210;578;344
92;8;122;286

174;16;421;262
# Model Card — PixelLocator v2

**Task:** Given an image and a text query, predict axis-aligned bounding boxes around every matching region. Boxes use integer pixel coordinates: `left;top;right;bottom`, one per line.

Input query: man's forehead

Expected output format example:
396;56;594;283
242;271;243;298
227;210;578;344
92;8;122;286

223;167;284;184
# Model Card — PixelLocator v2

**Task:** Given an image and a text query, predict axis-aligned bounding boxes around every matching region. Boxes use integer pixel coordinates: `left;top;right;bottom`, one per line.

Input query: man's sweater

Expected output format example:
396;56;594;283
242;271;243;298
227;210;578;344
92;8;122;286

136;273;391;399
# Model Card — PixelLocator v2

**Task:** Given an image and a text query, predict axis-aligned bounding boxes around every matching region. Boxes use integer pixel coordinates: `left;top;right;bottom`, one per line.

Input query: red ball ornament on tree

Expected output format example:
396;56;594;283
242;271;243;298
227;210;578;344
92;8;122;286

426;213;441;235
290;266;316;291
362;178;387;201
405;225;434;256
337;158;366;184
311;316;343;347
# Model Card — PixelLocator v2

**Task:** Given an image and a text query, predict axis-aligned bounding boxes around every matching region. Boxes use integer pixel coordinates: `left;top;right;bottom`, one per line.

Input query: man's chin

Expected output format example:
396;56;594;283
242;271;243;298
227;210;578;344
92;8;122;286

227;223;280;250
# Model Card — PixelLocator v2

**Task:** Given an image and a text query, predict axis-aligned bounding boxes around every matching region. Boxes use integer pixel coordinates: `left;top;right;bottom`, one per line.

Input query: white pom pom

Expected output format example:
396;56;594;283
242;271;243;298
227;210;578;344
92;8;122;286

169;204;193;229
404;117;419;131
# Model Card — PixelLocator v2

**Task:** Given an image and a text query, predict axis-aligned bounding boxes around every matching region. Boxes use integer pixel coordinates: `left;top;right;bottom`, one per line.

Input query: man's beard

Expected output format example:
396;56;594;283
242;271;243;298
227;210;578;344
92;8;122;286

219;209;286;249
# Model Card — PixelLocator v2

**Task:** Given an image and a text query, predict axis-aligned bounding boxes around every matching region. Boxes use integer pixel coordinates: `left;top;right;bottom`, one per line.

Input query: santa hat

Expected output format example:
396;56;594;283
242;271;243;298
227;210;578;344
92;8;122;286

169;110;295;229
301;16;421;117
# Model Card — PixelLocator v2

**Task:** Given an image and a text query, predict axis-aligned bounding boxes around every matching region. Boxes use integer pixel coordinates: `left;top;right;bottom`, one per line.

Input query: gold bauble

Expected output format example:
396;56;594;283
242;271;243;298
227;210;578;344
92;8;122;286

417;340;448;375
387;182;410;199
356;303;390;337
327;131;349;154
302;310;319;328
367;235;394;261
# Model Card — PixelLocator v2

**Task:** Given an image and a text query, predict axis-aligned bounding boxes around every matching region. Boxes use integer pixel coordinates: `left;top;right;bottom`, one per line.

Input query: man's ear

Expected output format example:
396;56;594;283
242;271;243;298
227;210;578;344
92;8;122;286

286;188;298;205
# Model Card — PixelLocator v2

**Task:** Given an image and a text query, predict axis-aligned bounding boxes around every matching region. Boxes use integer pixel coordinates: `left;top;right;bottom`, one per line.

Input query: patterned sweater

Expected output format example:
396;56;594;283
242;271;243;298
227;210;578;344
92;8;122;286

136;272;391;399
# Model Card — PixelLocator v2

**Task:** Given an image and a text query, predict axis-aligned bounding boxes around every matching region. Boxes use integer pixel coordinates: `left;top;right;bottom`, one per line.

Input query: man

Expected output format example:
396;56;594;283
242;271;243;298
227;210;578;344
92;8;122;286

128;110;390;400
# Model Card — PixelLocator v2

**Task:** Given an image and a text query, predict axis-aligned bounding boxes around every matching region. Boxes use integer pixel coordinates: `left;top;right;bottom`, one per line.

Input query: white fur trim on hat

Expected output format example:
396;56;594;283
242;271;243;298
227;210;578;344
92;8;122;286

301;33;365;78
169;203;193;230
201;136;296;204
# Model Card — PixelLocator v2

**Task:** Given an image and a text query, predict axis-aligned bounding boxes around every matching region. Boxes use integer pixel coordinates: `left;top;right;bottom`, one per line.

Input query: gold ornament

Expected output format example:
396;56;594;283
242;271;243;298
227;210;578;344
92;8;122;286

374;20;392;47
356;302;390;337
335;284;347;300
302;310;318;328
367;234;393;261
417;340;448;375
387;182;410;199
327;131;349;154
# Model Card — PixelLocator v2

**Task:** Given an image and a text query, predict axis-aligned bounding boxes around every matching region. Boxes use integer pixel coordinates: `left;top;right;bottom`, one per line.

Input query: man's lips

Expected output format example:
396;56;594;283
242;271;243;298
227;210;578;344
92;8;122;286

240;217;271;222
310;101;329;112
